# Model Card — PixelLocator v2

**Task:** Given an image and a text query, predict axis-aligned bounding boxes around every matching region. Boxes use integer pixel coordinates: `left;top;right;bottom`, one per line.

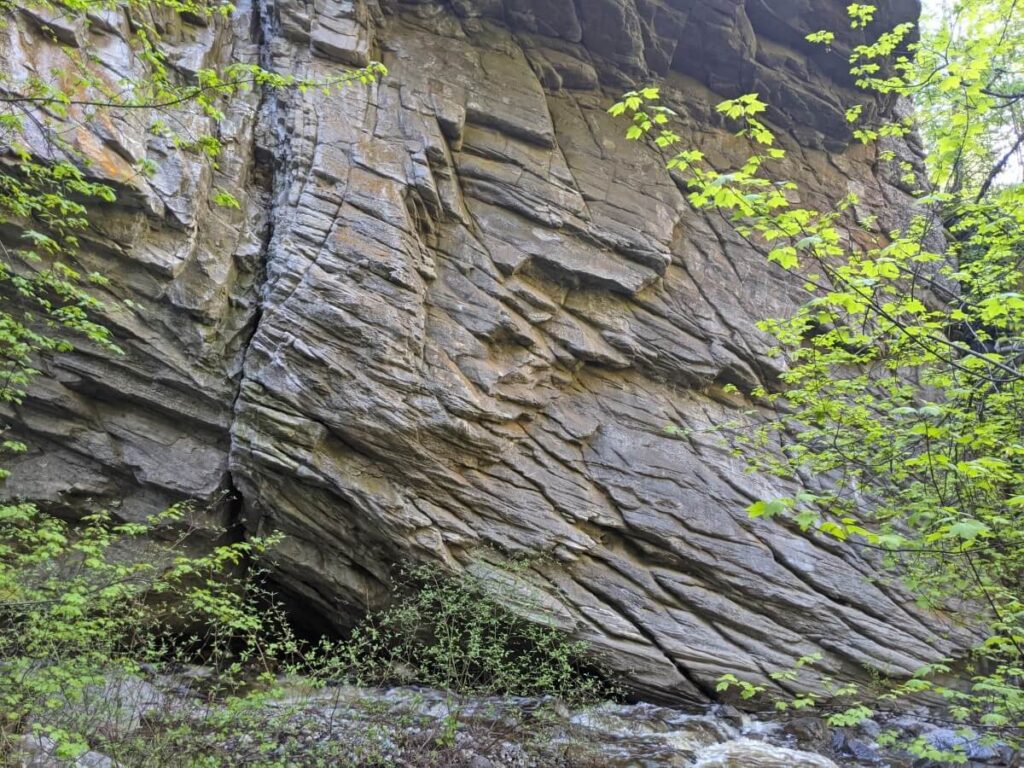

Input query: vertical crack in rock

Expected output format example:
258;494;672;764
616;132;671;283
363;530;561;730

224;0;275;537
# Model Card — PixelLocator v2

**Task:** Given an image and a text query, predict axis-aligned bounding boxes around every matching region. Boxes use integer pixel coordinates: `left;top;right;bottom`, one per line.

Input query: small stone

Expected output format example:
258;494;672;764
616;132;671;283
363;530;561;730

15;737;116;768
845;737;883;763
859;719;883;739
784;716;828;747
924;729;999;762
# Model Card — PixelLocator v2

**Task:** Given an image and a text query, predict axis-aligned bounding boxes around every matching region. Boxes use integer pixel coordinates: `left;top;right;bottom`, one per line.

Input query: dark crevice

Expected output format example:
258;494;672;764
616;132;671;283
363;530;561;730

223;0;278;536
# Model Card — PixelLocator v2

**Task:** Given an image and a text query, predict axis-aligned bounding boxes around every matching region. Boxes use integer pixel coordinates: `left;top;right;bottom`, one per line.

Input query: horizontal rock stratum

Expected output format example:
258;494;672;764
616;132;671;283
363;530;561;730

2;0;968;702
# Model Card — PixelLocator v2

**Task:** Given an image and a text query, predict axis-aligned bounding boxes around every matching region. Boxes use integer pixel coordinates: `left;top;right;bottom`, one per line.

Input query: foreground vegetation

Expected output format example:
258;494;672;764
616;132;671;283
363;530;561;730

0;502;615;765
615;0;1024;761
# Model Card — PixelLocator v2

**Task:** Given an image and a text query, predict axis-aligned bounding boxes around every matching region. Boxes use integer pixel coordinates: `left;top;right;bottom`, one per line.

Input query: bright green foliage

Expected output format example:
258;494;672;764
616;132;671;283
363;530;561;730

0;502;295;762
901;0;1023;197
613;0;1024;756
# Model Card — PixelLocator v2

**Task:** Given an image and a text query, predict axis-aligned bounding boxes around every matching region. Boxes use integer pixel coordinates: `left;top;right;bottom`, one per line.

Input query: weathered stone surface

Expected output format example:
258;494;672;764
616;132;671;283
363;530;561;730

3;0;971;703
0;0;266;526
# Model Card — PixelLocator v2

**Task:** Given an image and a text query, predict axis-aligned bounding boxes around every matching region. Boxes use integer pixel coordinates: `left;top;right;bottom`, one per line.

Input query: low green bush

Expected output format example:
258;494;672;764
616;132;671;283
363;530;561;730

327;561;615;704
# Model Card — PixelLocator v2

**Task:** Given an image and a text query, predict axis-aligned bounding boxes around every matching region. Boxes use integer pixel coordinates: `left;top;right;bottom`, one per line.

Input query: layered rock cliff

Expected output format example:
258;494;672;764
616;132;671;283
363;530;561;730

1;0;965;703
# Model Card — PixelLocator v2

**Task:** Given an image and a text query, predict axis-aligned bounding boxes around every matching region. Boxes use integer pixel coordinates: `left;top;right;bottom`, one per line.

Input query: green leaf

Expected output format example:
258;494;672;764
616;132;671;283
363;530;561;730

946;520;989;542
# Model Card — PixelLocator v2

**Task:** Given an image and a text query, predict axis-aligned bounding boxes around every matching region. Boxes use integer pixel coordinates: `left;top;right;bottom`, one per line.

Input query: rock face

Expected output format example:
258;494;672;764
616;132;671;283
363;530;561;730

2;0;966;702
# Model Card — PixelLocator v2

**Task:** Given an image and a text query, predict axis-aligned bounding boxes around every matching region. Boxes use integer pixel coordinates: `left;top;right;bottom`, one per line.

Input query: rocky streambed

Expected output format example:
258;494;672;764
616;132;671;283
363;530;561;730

12;677;1017;767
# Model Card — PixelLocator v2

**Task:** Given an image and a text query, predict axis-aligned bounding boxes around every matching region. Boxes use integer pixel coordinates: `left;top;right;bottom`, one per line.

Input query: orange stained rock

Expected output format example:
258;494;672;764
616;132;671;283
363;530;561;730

75;125;134;183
